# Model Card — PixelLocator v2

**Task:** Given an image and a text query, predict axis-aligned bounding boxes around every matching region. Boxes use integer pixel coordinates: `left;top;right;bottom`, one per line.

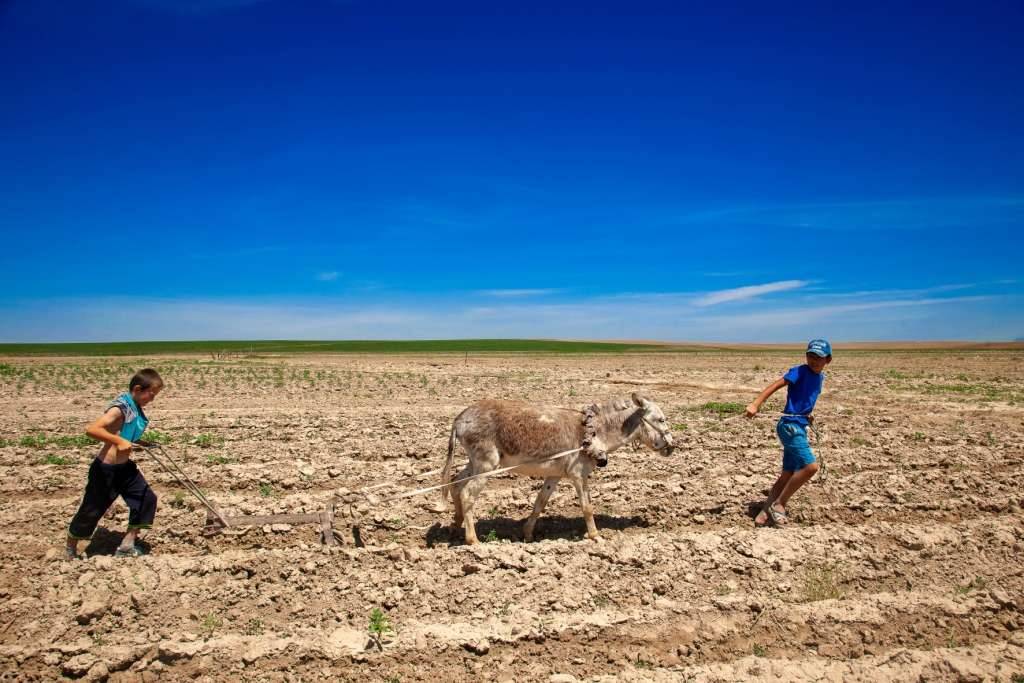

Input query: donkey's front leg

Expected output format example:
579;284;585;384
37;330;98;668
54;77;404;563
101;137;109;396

523;476;560;542
571;475;600;541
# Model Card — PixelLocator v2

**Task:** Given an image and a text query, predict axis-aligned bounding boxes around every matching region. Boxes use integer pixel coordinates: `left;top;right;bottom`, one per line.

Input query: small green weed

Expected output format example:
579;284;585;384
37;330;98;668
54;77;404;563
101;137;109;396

19;434;48;448
39;454;71;466
634;656;654;669
145;430;173;444
0;363;15;376
955;575;987;595
672;423;687;432
698;401;745;417
801;564;843;602
752;643;766;657
946;629;959;648
850;436;870;447
190;433;224;449
368;607;393;650
169;490;187;508
243;618;264;636
910;431;926;442
51;434;94;448
484;529;498;543
200;611;222;634
206;454;233;465
258;483;274;497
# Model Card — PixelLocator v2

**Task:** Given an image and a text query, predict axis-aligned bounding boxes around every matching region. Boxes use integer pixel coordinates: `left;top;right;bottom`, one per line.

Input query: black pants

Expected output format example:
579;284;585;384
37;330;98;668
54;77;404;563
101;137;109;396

68;459;158;539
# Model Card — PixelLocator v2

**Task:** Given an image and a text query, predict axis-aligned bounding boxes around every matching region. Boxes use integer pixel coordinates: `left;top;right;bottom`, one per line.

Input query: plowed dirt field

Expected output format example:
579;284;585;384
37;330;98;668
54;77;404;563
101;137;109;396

1;350;1022;682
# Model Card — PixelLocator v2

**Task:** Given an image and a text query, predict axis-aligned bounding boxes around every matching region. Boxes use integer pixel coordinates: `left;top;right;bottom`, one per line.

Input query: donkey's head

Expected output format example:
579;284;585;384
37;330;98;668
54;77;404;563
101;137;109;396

626;392;674;455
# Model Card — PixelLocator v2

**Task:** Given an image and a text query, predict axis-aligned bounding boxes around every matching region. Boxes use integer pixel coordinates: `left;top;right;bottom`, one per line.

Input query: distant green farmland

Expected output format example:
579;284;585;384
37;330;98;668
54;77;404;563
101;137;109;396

0;339;695;356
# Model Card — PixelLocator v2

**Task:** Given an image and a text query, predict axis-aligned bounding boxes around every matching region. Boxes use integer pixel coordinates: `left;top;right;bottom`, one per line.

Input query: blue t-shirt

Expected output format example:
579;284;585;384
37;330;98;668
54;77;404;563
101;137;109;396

780;365;824;426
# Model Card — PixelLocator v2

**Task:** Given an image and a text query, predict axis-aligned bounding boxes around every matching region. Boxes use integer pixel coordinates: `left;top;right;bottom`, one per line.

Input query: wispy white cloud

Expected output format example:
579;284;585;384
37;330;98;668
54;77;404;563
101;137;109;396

477;289;561;298
316;271;340;282
694;280;809;307
2;281;1020;342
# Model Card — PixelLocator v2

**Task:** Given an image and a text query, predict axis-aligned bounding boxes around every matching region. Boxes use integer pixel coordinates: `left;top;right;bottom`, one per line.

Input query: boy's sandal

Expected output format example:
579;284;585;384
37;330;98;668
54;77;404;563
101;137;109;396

767;504;789;527
64;547;83;561
114;546;145;558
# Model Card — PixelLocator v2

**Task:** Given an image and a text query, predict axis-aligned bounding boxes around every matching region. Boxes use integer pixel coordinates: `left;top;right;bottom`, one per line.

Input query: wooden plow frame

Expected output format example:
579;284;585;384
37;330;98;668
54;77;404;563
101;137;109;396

139;442;363;546
202;502;352;547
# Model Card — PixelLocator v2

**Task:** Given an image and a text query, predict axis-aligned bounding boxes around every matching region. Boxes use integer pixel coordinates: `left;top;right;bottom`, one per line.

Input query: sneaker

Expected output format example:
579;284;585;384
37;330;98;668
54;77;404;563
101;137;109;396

114;545;145;558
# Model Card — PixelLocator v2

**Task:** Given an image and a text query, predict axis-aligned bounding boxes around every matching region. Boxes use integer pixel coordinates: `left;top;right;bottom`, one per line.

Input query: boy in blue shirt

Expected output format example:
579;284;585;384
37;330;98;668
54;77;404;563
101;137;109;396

66;368;163;558
745;339;832;526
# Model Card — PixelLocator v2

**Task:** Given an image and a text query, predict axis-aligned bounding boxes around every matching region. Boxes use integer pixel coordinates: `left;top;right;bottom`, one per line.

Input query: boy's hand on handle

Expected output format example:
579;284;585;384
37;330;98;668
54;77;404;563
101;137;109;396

115;438;134;458
745;403;759;418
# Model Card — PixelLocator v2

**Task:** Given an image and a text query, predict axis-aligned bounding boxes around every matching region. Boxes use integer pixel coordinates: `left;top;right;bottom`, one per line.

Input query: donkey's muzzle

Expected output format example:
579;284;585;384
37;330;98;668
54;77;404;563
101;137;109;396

660;444;675;456
595;453;608;468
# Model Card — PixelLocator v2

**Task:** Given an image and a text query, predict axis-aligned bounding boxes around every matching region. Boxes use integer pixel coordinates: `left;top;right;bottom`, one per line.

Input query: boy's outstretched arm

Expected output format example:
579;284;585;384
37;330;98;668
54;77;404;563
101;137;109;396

745;378;787;418
86;407;133;458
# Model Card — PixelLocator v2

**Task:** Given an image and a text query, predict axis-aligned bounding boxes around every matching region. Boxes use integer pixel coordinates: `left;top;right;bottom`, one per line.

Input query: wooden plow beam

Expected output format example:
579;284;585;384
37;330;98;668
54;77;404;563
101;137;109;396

203;497;363;546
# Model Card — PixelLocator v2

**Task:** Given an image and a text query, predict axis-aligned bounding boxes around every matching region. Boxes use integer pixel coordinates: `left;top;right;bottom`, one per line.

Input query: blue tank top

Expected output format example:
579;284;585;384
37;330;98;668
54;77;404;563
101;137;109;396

108;392;149;443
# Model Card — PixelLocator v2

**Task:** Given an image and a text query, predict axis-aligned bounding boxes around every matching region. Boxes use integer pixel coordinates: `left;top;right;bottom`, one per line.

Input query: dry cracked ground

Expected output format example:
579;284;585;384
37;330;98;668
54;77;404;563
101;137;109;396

0;350;1022;682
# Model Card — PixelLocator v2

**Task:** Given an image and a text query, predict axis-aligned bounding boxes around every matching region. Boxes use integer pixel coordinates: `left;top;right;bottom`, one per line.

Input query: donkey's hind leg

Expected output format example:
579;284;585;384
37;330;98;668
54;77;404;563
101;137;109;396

458;446;499;545
450;465;467;529
523;476;560;542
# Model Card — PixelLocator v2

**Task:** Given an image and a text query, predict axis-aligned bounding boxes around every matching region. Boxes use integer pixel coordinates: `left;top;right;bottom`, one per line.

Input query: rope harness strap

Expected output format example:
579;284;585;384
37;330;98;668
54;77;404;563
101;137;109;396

366;445;585;506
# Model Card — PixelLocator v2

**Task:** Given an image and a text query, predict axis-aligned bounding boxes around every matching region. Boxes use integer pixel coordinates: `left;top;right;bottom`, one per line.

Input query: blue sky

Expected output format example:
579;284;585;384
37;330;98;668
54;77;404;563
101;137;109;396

1;0;1022;342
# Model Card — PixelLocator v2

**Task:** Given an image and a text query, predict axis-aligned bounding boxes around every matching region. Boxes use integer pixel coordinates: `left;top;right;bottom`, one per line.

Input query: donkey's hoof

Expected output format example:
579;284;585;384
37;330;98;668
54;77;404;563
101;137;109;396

586;533;602;543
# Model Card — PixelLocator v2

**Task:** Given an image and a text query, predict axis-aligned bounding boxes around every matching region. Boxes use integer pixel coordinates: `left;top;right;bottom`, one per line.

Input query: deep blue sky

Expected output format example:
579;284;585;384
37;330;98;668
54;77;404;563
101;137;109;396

2;0;1022;341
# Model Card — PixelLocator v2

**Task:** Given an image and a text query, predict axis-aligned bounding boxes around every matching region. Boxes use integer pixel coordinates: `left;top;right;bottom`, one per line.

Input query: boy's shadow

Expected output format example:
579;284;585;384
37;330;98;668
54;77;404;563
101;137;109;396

425;513;649;547
83;528;152;557
744;499;768;520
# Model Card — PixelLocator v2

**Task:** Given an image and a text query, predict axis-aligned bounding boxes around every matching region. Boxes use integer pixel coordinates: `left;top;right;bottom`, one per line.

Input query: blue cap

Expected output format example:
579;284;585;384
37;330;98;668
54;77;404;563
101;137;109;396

807;338;832;357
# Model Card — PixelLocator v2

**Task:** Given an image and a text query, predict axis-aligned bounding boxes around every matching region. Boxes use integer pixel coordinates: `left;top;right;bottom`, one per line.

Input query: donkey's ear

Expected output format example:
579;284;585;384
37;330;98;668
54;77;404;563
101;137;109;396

631;392;650;409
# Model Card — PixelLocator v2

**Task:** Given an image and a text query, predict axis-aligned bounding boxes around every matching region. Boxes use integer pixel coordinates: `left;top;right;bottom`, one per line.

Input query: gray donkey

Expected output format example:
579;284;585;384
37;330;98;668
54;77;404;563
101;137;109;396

440;393;674;544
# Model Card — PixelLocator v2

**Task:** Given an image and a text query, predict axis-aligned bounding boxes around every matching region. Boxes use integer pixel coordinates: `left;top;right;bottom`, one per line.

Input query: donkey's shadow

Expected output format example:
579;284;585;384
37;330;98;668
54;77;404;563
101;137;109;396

425;513;649;547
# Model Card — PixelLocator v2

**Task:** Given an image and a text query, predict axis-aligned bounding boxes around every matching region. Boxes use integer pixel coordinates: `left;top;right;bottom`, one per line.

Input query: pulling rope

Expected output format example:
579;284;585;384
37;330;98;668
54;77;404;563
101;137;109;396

133;442;230;527
726;412;828;482
365;445;585;506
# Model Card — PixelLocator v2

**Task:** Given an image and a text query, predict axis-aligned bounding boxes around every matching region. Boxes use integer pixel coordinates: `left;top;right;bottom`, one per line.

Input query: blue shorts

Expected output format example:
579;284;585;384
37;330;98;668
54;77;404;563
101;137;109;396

777;420;816;472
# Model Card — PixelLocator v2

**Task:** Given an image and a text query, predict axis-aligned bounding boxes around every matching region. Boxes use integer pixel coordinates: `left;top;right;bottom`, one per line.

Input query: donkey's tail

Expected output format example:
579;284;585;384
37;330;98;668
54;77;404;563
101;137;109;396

437;419;459;510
